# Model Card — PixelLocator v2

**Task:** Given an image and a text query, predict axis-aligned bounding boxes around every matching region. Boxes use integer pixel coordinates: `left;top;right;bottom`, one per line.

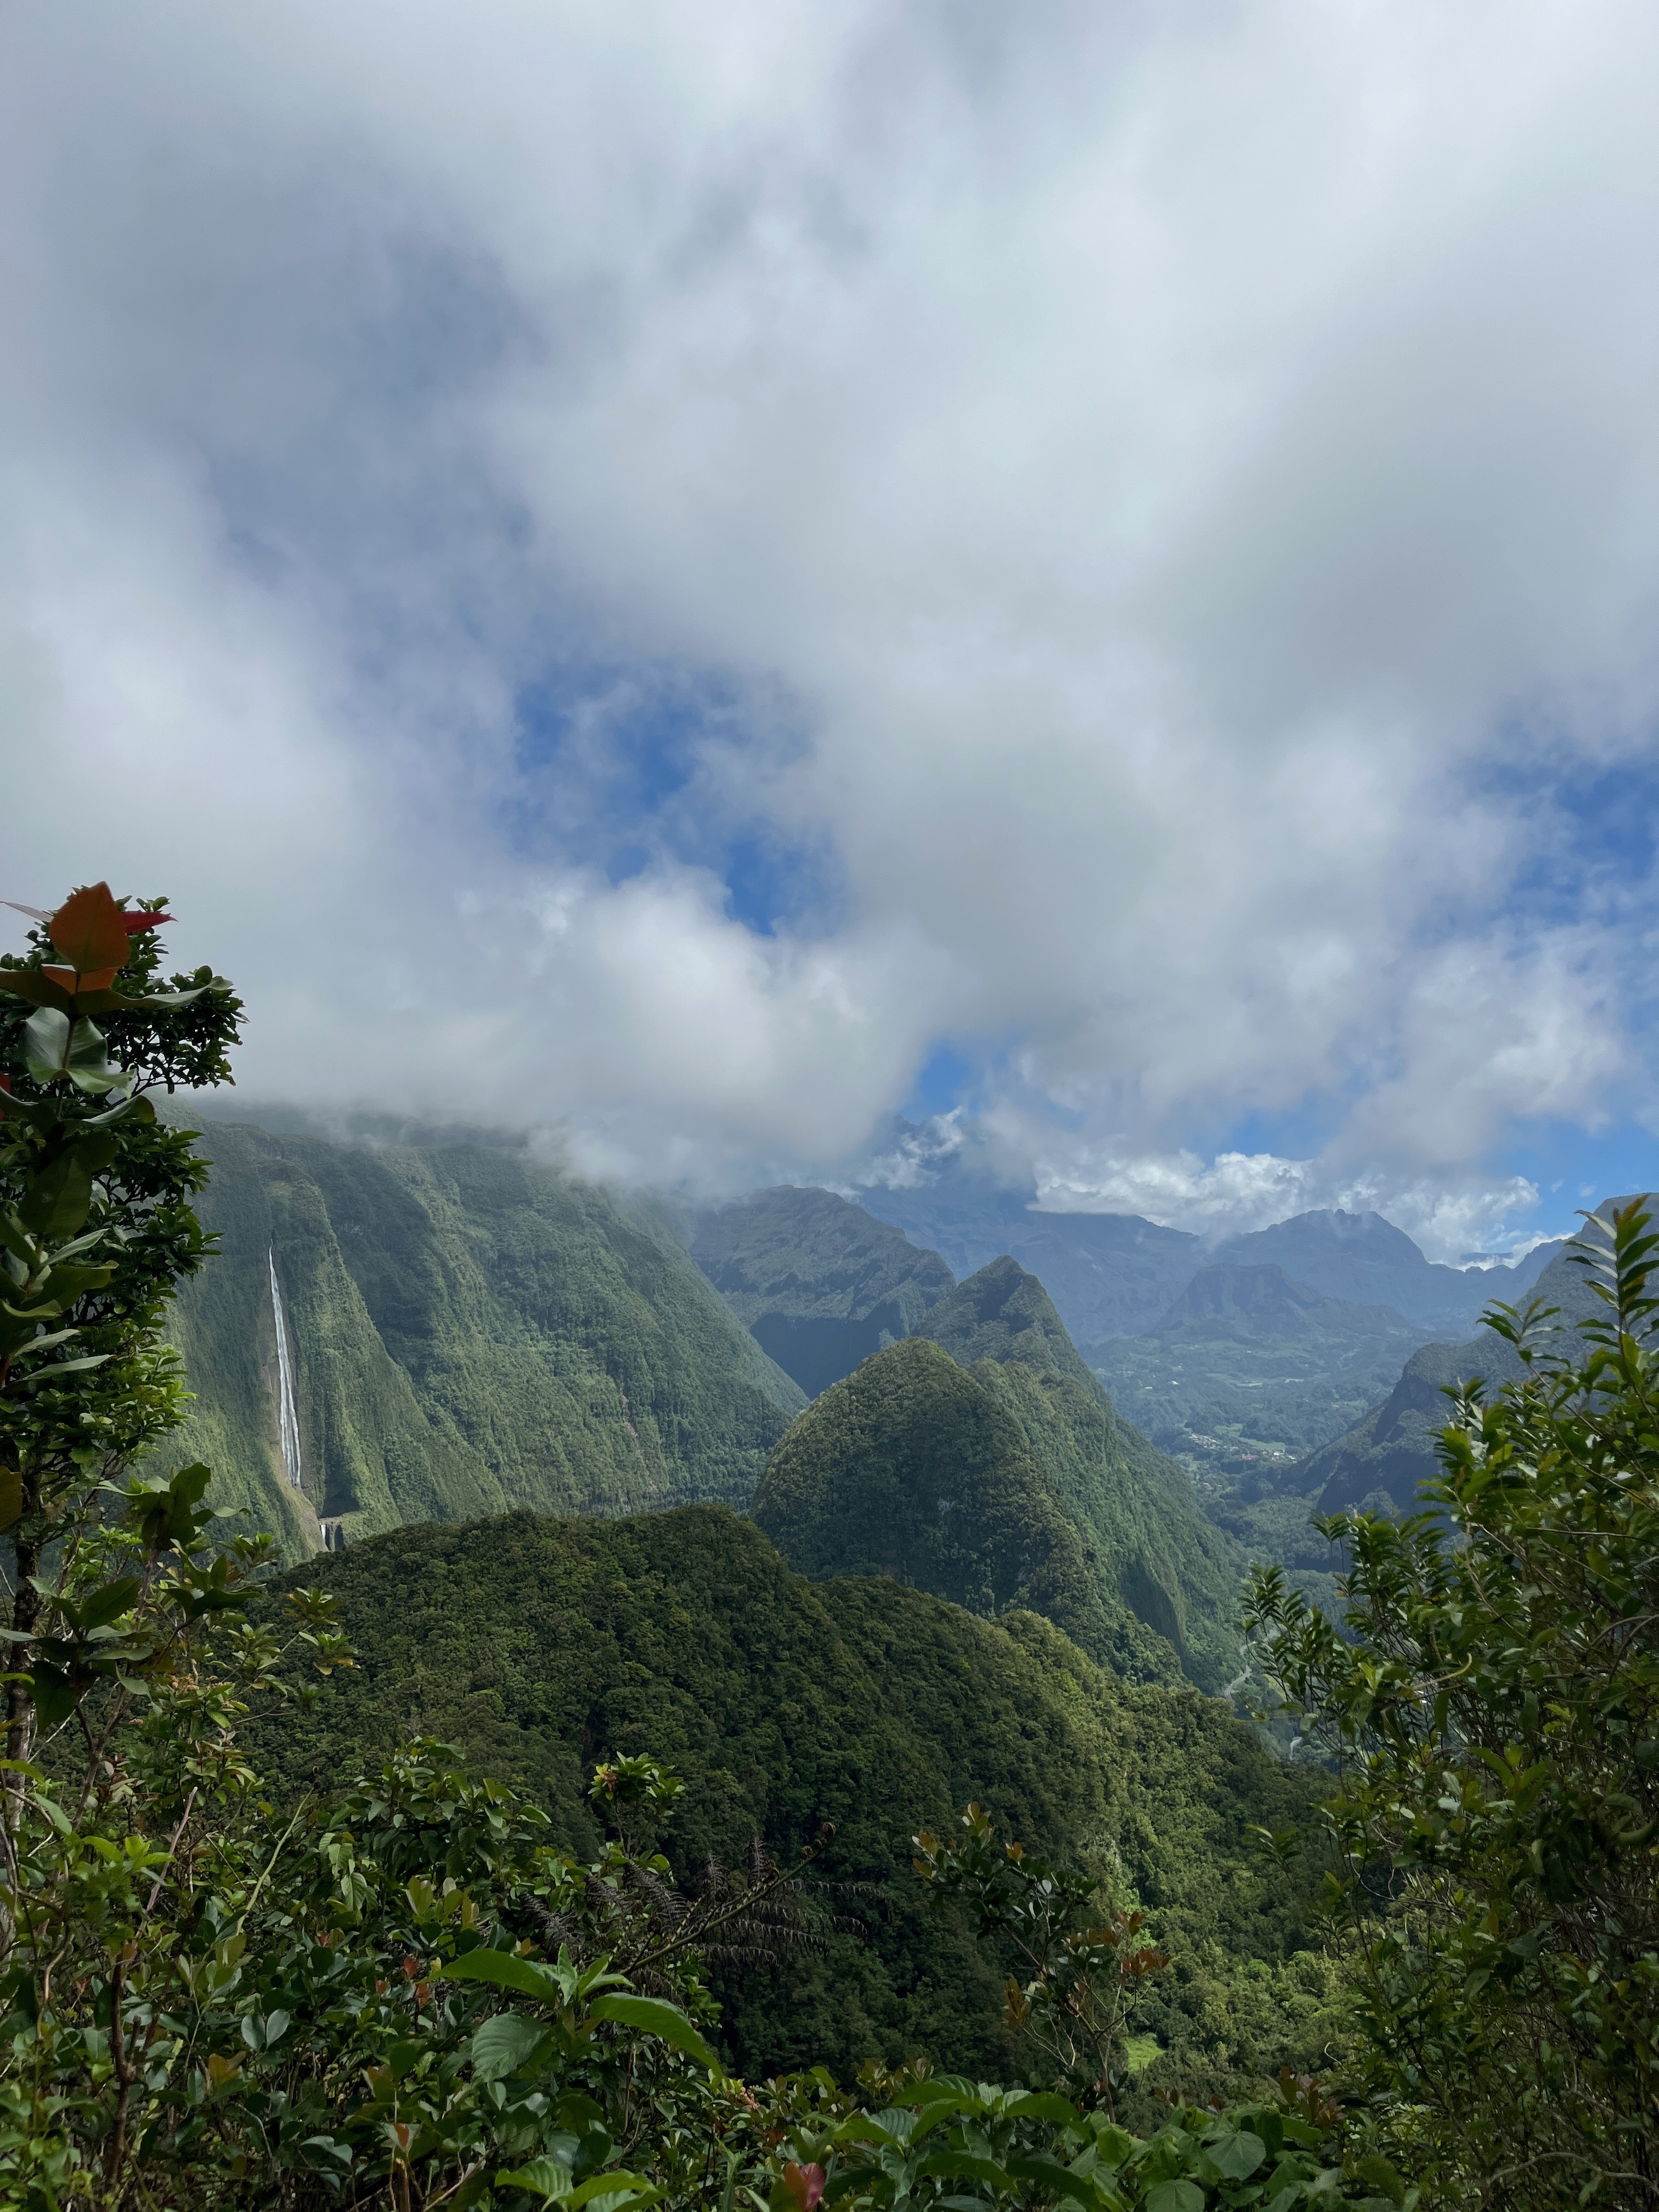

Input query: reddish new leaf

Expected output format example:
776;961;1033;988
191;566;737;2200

48;884;133;975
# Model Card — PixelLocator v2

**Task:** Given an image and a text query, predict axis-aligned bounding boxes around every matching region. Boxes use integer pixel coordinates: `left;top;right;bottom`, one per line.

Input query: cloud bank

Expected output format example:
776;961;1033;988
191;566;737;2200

4;1;1659;1257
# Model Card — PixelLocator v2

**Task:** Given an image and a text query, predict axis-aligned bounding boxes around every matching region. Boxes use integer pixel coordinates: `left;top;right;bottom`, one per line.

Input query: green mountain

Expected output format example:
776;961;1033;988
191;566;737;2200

250;1505;1338;2094
159;1118;805;1553
753;1335;1184;1684
1091;1263;1432;1465
756;1257;1243;1691
687;1184;954;1396
912;1250;1103;1381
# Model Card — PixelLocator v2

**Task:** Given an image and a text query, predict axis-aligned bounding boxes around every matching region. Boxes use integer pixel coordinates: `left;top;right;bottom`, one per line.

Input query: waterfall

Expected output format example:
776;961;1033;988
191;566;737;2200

268;1248;303;1488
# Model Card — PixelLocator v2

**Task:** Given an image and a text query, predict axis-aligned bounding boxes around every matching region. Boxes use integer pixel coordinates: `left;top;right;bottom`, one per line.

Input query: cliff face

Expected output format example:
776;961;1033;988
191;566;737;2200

157;1118;804;1550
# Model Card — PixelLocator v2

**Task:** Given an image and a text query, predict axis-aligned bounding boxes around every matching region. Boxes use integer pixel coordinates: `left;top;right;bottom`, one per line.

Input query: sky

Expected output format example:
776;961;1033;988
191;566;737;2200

5;1;1659;1263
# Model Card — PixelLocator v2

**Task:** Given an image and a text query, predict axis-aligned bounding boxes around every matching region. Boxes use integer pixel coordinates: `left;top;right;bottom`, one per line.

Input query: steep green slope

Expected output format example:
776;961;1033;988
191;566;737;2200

688;1185;954;1396
914;1251;1102;1384
753;1338;1183;1683
249;1506;1337;2094
160;1119;805;1550
752;1261;1242;1690
916;1260;1243;1689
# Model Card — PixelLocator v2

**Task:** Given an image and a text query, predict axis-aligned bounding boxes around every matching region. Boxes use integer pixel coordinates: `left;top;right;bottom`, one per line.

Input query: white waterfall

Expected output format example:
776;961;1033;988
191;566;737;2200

268;1248;303;1488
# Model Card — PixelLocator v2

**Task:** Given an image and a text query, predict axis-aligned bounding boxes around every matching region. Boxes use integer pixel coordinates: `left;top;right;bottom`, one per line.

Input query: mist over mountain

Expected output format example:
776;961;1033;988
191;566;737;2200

854;1141;1548;1347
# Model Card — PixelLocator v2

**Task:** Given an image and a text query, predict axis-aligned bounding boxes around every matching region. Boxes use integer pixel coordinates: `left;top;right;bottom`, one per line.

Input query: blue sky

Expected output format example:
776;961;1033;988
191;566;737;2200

6;1;1659;1261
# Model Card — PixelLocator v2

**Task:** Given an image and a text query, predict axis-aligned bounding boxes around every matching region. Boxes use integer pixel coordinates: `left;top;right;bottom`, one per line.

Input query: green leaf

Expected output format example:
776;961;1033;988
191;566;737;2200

15;1148;96;1239
28;1664;79;1729
1090;2125;1136;2171
20;1009;69;1084
1005;2151;1097;2200
1206;2131;1267;2181
918;2150;1012;2188
1144;2187;1205;2212
584;1991;719;2069
64;1578;140;1633
497;2158;573;2202
470;2012;554;2080
21;1010;129;1095
498;2169;660;2209
1003;2090;1080;2125
566;2182;661;2211
444;1948;564;2006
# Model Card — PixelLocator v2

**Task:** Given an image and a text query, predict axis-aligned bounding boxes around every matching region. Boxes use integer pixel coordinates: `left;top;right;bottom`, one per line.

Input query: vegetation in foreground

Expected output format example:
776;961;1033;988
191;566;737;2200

242;1504;1335;2091
2;884;1655;2210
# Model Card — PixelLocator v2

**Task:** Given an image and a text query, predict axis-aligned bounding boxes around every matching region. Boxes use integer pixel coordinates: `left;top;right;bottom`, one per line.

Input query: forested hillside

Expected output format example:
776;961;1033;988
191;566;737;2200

160;1117;804;1550
248;1505;1338;2094
756;1258;1242;1690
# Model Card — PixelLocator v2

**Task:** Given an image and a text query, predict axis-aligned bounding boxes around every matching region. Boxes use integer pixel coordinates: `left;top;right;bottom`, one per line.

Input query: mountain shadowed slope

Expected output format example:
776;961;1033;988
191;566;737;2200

159;1118;805;1551
688;1184;954;1396
1146;1265;1418;1342
758;1257;1242;1690
247;1505;1333;2091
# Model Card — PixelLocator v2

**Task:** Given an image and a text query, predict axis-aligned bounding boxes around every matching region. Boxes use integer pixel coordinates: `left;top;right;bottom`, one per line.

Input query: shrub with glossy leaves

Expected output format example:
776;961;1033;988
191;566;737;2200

1246;1200;1659;2207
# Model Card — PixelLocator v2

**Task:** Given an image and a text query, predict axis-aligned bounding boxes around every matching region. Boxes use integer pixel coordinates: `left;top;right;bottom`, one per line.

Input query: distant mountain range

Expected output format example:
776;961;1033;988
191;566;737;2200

856;1158;1556;1345
1288;1212;1621;1515
686;1178;1558;1468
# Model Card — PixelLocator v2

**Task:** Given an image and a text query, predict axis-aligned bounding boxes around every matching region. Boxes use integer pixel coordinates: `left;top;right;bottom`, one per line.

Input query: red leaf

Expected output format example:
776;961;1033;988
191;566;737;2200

121;911;173;932
783;2165;826;2211
47;884;133;975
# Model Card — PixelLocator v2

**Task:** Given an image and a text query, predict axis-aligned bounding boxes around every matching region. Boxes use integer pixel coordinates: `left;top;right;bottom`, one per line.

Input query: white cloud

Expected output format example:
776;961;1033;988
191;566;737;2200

3;0;1658;1227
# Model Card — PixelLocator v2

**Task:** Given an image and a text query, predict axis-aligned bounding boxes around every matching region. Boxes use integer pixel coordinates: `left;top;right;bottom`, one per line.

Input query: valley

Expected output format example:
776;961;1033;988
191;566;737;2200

138;1107;1584;2087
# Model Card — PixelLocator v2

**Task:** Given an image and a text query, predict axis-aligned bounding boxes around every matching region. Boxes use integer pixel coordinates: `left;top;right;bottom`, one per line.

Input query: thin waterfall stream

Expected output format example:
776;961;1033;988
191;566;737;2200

268;1247;303;1489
